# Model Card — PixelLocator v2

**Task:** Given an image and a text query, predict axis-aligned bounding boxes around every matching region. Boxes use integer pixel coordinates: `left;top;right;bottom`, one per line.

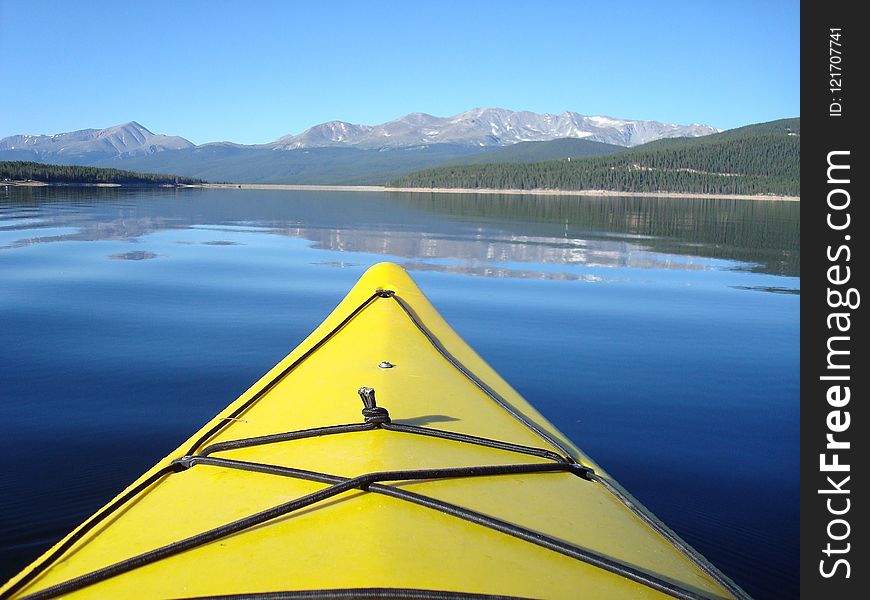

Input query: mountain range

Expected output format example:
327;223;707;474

0;109;720;184
271;108;718;149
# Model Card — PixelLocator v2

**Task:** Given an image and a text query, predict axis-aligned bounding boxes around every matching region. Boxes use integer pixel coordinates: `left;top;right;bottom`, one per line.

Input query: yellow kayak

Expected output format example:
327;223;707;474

1;262;748;600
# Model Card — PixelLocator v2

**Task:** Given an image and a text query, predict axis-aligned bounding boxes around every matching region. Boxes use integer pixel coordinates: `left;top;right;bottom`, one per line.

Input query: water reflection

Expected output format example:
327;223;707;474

731;285;801;295
398;261;607;281
397;192;800;277
109;251;159;261
1;186;799;283
293;227;716;272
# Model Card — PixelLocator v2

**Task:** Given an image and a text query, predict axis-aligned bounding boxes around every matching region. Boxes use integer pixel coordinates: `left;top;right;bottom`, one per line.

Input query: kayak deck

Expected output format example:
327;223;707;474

1;262;747;600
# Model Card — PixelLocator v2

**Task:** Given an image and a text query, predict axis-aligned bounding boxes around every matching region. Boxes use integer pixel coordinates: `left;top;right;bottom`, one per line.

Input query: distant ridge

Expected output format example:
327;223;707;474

451;137;625;165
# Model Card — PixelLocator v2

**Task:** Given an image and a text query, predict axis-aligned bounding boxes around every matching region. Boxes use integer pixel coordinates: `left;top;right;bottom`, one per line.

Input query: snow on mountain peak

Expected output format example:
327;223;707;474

270;108;718;150
0;122;193;159
1;109;720;161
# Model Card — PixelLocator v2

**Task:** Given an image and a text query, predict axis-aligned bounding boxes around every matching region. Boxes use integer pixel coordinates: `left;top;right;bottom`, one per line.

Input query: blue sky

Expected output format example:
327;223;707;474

0;0;799;145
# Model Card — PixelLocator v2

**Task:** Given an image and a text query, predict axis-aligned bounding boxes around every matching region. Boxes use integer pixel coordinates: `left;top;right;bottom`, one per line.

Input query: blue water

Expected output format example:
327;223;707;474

0;186;799;598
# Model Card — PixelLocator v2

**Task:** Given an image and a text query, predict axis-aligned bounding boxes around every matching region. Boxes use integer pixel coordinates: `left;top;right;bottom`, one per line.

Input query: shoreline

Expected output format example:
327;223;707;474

3;180;800;201
198;183;800;202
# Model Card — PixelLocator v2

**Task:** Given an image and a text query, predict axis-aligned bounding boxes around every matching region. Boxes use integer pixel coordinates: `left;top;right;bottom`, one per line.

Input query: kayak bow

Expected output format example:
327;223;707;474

1;262;748;600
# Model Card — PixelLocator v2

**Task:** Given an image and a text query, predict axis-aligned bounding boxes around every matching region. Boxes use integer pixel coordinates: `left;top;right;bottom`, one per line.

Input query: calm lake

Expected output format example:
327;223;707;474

0;186;799;598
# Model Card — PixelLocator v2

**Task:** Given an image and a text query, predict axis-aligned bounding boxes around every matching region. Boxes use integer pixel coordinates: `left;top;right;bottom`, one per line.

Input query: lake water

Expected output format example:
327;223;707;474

0;186;799;598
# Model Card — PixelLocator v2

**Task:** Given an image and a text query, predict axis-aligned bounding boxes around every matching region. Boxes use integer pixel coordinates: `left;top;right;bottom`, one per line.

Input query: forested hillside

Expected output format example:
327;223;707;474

389;119;800;196
0;161;205;185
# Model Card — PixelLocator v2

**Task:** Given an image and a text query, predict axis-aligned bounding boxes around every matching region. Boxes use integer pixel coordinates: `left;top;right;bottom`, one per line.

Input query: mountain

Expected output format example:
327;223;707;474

0;109;718;183
389;118;801;197
273;108;718;149
0;122;193;163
